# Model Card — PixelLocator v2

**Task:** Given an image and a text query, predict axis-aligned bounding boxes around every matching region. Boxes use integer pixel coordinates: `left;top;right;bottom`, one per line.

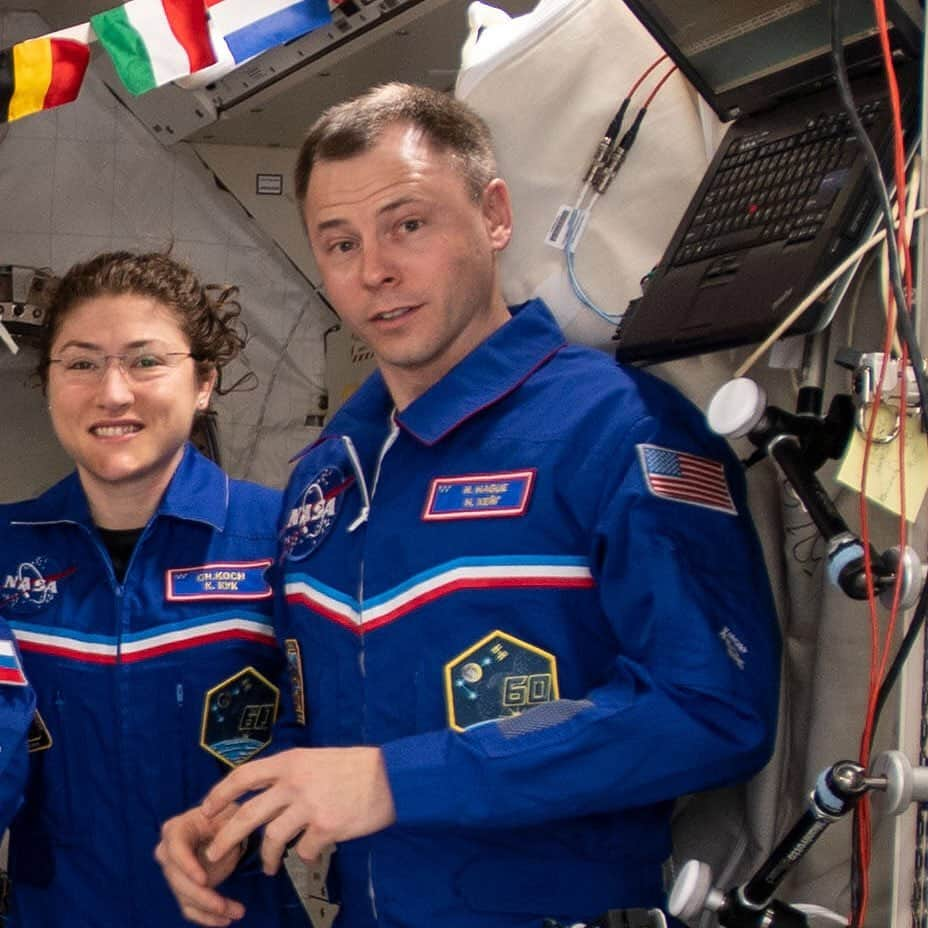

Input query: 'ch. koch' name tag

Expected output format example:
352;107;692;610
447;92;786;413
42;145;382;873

166;560;273;601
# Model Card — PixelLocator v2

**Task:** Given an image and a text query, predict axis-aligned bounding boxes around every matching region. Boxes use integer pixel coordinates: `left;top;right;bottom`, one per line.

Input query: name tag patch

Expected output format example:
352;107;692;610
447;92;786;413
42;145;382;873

165;560;273;601
423;470;535;521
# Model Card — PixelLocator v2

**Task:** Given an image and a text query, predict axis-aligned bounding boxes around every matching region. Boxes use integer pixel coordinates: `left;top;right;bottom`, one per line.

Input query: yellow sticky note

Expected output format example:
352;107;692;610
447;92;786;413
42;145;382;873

836;405;928;518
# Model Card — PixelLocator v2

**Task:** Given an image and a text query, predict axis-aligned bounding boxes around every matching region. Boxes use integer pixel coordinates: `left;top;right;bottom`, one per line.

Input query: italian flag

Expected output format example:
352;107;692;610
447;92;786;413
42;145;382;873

0;34;90;123
91;0;216;95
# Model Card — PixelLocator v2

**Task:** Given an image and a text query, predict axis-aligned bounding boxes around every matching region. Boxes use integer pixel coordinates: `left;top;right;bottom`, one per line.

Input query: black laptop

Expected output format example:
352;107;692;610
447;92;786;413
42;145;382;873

613;0;922;364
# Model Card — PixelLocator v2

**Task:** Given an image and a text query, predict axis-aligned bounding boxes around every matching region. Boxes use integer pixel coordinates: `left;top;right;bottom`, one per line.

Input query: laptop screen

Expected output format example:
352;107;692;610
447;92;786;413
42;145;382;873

624;0;922;119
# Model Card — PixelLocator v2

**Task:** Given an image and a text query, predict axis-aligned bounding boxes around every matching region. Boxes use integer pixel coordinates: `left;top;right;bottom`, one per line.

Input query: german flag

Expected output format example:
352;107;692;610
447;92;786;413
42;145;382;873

0;36;90;124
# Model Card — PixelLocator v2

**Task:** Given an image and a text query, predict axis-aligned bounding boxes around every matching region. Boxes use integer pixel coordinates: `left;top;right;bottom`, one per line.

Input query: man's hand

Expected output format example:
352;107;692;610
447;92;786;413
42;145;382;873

155;803;246;927
201;746;397;875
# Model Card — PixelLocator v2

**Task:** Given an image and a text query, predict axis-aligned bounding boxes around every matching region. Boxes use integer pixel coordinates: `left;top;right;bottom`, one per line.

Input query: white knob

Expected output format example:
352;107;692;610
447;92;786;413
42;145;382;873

707;378;768;439
873;750;928;814
878;547;926;611
669;859;720;922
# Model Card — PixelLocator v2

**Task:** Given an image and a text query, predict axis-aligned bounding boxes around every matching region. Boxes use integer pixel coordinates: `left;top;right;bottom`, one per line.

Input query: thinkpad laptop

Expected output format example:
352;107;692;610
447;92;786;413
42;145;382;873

613;0;922;364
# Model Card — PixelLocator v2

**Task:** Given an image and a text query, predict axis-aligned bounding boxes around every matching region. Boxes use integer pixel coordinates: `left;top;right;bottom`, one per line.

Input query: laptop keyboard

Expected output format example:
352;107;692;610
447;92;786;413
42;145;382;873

673;100;884;267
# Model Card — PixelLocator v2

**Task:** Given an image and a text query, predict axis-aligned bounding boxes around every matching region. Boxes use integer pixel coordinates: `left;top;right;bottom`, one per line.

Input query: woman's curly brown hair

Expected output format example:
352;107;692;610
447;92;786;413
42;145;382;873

36;251;247;393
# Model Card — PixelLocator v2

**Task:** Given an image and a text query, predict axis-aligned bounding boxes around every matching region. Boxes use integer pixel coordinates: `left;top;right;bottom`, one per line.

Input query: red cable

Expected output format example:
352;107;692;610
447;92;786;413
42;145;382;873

642;65;678;109
626;53;667;99
852;2;914;923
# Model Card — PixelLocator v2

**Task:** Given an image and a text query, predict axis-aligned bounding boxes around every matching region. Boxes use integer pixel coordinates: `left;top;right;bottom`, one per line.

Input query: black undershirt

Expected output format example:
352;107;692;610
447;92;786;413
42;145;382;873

96;526;144;583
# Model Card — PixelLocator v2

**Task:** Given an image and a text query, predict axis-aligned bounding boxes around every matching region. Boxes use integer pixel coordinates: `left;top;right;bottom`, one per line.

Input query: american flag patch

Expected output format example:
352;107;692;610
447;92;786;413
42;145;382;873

637;444;737;515
0;638;27;686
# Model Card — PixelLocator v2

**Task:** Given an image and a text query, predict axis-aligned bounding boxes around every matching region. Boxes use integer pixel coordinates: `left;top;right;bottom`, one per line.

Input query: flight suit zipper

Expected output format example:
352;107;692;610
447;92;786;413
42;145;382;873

339;417;400;924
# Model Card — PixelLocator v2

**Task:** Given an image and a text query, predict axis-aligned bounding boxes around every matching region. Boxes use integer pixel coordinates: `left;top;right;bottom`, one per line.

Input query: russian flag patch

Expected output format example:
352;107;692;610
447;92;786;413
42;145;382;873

0;639;28;686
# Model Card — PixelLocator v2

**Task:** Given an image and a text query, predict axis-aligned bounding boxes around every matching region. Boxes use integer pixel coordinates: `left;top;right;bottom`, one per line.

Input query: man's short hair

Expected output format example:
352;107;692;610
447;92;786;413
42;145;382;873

294;82;498;205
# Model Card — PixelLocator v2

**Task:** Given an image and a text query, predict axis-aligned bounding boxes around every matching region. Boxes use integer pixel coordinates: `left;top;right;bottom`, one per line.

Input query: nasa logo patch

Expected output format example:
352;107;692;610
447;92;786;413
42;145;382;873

280;466;353;561
1;558;73;615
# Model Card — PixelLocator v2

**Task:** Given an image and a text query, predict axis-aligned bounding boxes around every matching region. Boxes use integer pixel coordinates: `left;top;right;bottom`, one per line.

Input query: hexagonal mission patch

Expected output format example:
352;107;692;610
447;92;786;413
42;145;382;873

444;630;559;732
200;666;280;768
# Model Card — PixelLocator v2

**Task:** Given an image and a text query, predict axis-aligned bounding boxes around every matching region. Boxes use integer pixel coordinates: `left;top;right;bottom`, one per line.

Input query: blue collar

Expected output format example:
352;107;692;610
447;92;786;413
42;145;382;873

158;443;229;530
16;444;229;531
323;299;566;447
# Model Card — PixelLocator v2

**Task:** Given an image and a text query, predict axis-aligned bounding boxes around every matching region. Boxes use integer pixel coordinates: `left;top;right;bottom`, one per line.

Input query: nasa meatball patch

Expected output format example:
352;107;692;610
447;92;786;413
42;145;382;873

281;466;354;561
1;557;72;615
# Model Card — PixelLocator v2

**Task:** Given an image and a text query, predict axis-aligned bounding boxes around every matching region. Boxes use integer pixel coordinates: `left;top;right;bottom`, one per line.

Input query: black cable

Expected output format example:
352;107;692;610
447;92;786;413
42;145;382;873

606;99;630;144
618;106;647;153
829;0;928;435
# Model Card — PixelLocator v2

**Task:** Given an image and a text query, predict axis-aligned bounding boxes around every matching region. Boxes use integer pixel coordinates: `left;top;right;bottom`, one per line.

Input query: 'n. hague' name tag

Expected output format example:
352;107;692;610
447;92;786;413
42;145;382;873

423;470;535;521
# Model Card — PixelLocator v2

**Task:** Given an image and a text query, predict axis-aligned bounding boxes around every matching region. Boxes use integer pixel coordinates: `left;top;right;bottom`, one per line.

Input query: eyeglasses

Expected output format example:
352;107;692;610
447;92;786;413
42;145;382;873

48;347;195;384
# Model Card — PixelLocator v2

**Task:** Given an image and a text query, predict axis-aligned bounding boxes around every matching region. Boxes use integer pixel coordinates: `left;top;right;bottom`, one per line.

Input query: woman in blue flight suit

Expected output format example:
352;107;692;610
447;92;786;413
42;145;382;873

0;252;307;927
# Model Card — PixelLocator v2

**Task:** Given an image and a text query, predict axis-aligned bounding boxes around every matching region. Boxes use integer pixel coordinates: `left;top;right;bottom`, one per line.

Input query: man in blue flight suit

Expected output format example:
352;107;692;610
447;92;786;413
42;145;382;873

157;83;781;928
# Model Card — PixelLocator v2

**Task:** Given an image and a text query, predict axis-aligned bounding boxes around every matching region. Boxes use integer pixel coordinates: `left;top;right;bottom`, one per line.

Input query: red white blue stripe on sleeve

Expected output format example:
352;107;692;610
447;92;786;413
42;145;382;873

637;443;737;515
0;639;28;686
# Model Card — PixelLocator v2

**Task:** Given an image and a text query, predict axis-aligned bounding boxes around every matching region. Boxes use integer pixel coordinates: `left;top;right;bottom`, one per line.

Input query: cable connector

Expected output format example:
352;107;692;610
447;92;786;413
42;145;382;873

593;107;647;194
591;147;627;194
582;136;612;185
582;100;630;184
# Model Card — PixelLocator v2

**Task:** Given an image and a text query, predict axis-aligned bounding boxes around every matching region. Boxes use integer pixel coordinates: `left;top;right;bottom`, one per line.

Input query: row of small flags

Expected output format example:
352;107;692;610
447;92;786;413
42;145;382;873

0;0;334;125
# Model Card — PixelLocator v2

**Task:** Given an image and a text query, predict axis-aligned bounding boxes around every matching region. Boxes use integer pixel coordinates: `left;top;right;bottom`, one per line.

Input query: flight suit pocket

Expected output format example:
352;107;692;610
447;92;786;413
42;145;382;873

33;687;94;841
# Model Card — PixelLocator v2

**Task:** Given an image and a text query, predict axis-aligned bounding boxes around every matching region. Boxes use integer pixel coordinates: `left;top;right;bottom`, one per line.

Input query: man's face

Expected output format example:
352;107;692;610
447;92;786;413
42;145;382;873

303;123;512;407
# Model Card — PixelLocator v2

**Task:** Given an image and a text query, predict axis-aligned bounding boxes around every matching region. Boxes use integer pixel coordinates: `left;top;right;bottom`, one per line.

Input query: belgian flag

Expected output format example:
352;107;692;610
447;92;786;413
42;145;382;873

0;36;90;124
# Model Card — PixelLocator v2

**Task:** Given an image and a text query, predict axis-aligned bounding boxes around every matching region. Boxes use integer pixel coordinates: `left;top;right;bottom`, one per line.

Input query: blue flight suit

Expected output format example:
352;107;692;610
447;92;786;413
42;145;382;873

275;300;781;927
0;627;33;833
0;444;307;928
